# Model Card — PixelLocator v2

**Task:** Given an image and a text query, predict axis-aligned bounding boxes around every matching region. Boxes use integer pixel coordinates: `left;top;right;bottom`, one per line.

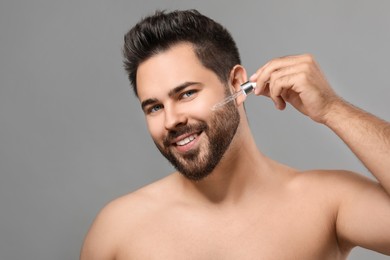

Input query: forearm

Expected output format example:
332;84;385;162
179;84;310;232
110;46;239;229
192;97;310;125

323;99;390;193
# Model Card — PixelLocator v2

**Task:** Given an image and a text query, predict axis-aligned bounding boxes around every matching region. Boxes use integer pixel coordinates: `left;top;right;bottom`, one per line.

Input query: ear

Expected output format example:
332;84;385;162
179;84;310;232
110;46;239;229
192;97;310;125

229;65;248;106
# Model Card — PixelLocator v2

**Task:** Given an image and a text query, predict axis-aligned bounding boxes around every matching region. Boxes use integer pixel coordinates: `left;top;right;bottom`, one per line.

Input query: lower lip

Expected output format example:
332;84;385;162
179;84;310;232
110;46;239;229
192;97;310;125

174;132;202;153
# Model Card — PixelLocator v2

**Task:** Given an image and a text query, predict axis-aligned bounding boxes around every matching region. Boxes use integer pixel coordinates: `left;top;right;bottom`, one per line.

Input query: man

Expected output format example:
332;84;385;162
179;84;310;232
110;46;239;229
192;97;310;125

81;10;390;259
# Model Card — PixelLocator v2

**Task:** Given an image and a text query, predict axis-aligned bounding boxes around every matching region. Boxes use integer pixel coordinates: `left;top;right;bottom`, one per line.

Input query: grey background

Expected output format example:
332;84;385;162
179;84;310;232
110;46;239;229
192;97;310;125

0;0;389;259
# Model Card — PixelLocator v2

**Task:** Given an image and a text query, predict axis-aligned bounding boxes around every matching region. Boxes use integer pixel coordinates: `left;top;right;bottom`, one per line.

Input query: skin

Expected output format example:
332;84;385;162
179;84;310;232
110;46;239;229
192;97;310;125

80;43;390;259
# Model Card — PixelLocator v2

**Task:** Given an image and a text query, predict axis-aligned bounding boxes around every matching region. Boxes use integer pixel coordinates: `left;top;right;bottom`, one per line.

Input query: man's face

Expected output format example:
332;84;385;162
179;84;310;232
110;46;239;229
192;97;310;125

137;43;240;181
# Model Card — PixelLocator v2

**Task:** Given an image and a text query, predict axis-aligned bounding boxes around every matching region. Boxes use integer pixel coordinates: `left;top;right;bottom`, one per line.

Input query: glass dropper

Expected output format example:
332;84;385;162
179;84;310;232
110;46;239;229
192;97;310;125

211;81;256;111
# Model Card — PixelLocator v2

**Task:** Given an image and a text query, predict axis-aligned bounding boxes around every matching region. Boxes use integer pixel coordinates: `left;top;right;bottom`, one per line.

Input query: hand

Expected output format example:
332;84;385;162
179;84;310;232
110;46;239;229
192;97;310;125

249;54;341;124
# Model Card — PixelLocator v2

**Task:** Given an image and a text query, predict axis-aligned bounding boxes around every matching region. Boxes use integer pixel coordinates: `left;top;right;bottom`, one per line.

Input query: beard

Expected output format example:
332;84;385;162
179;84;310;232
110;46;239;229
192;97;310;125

153;100;240;181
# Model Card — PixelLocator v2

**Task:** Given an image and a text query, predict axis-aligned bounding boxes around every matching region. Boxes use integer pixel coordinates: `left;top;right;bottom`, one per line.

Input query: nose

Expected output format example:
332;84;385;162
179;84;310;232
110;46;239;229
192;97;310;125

164;105;187;130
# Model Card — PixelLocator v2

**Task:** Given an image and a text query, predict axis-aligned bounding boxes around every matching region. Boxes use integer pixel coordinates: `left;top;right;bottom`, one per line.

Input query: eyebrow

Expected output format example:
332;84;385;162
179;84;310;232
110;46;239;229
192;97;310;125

141;98;159;112
140;81;201;111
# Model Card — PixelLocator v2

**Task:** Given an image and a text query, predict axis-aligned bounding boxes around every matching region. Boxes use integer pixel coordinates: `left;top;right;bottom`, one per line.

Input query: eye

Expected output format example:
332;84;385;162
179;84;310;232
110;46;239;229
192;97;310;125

148;104;163;114
180;89;197;99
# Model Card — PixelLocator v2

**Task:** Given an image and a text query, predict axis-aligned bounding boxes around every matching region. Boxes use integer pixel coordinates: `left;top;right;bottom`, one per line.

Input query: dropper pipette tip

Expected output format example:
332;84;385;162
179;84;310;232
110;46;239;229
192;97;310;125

211;81;256;111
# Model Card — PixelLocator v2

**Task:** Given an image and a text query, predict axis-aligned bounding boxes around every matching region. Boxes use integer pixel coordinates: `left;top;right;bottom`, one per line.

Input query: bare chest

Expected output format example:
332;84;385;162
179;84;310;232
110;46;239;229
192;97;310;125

117;201;344;260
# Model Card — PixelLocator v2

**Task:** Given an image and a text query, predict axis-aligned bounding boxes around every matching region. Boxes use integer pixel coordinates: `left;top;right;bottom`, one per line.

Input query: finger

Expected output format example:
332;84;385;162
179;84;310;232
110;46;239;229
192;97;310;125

250;55;302;79
269;73;304;110
273;95;287;110
250;62;270;95
258;81;270;97
269;80;290;111
267;65;300;103
270;72;302;102
269;62;312;92
258;82;286;111
252;54;314;95
256;80;270;96
264;55;314;80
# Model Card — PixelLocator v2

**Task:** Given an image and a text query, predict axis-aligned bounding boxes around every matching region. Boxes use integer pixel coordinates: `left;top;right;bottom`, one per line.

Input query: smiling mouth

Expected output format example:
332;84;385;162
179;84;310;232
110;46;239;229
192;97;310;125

164;123;208;149
176;134;197;146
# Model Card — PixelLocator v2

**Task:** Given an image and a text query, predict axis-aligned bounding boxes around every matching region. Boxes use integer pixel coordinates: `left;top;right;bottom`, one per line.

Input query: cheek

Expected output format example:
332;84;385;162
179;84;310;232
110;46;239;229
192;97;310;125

146;117;164;142
182;101;212;122
190;93;221;116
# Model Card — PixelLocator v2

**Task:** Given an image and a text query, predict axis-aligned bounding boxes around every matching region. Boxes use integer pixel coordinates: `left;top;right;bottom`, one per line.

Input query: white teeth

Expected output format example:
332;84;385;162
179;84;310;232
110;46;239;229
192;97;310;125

176;134;196;146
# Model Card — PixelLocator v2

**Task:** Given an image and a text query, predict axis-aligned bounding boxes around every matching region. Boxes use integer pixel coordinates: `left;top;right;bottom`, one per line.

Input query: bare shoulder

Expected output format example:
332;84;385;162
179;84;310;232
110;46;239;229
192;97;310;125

283;168;384;217
289;168;380;194
80;173;178;260
291;169;389;240
289;169;390;254
99;174;175;221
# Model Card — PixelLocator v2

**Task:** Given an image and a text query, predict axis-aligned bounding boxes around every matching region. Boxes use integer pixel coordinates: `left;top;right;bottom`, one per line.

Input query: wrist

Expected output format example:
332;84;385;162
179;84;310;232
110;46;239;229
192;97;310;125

321;97;350;127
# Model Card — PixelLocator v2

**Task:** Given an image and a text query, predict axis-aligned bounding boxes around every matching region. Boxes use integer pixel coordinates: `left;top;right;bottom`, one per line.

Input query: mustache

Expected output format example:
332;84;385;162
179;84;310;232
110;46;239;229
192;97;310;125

163;122;208;146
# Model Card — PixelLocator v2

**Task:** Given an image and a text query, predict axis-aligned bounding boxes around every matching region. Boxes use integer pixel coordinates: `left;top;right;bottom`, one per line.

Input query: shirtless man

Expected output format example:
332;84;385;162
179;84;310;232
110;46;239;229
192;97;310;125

80;10;390;259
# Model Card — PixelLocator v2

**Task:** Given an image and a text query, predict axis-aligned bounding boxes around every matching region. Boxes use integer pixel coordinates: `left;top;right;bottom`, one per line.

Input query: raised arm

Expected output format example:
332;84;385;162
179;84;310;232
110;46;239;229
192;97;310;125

249;54;390;254
249;54;390;193
322;99;390;192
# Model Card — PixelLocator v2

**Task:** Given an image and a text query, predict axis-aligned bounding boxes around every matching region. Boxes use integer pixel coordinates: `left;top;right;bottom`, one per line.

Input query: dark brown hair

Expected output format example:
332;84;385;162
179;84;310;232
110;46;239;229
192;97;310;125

123;9;241;96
